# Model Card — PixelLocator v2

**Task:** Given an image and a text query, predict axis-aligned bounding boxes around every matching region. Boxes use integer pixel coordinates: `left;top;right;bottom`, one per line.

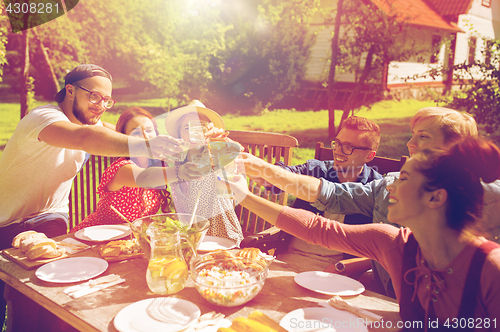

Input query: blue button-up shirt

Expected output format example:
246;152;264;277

312;173;500;242
273;159;383;225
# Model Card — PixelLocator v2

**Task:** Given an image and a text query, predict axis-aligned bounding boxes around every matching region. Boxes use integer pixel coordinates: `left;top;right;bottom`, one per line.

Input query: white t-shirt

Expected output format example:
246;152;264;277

0;105;96;227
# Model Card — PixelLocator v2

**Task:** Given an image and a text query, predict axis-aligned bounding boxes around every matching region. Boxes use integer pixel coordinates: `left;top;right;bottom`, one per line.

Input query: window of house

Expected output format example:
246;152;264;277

482;0;491;7
431;35;441;63
485;40;492;65
468;37;477;64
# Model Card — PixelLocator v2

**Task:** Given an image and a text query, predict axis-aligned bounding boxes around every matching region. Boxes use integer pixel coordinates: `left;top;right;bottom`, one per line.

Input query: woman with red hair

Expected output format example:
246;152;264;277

228;138;500;330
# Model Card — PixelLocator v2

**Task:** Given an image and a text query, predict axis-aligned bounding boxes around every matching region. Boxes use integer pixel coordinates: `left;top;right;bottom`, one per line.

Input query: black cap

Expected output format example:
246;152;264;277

54;64;112;103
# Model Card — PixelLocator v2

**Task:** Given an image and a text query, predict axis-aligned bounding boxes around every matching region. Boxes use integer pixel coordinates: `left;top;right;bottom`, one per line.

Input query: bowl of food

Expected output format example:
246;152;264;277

131;213;210;263
190;249;270;307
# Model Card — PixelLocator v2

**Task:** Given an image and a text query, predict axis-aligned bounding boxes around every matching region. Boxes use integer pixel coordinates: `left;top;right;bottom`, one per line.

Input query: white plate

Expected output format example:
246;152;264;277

114;298;201;332
75;224;131;242
35;257;108;283
280;307;368;332
294;271;365;296
198;236;237;252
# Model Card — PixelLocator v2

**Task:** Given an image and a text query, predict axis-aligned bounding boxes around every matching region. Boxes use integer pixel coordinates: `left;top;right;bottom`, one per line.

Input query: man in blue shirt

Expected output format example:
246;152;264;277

254;117;383;268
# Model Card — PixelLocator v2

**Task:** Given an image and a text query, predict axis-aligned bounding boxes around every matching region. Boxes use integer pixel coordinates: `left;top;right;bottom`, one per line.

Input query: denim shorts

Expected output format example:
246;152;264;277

0;213;68;250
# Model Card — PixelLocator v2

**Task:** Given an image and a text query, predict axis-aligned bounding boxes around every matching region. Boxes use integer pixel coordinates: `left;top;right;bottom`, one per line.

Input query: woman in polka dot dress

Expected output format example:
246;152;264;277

165;101;244;245
70;107;201;232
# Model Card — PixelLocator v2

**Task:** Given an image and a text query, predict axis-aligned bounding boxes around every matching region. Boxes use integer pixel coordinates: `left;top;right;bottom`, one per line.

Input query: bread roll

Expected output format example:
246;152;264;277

20;233;48;253
39;247;65;259
29;239;57;252
26;245;54;260
11;231;38;248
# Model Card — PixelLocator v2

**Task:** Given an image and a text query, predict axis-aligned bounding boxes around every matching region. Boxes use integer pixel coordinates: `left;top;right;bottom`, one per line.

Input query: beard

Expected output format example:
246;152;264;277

72;95;102;125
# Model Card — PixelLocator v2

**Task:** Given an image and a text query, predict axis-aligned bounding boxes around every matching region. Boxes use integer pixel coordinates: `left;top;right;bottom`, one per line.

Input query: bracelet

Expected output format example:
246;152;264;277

175;165;185;183
144;139;154;159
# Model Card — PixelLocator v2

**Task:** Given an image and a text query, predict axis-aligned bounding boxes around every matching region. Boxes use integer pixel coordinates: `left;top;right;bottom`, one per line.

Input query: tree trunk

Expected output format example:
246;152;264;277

20;29;30;119
339;43;376;129
327;0;344;140
33;28;59;98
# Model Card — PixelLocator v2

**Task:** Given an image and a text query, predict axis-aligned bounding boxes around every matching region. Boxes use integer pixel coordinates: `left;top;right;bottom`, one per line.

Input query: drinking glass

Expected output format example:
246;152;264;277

188;120;209;145
215;162;238;198
168;140;190;162
190;152;213;175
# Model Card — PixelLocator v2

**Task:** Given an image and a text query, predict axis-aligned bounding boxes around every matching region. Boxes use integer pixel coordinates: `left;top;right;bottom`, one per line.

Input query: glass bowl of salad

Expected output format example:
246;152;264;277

131;213;210;264
190;249;269;307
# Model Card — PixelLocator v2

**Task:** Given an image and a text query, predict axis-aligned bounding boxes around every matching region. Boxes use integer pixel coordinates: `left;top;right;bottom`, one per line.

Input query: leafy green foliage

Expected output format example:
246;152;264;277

0;3;9;81
447;38;500;143
205;0;319;113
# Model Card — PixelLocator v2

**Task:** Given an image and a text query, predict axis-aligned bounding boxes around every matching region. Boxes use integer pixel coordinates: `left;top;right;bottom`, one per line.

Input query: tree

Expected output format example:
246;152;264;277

0;4;8;82
205;0;319;113
448;38;500;144
325;0;421;138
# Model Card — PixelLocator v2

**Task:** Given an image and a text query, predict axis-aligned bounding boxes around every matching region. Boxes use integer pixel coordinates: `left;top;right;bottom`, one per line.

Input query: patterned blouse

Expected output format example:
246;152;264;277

170;172;244;245
70;158;162;232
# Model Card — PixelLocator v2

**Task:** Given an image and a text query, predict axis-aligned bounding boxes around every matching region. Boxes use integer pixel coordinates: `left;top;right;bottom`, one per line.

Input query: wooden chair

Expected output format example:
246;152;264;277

227;130;299;235
68;155;116;229
315;142;408;175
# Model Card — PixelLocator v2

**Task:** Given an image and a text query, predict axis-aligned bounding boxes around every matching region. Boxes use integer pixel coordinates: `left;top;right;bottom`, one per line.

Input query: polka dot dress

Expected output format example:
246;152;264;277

70;158;162;232
171;172;244;245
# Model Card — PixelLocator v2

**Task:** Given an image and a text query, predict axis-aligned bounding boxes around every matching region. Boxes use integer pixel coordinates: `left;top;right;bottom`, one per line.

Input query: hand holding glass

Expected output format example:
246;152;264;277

189;121;209;145
216;162;239;198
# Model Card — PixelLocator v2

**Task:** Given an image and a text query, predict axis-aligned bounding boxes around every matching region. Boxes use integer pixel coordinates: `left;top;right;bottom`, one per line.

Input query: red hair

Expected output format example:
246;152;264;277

116;107;171;213
415;138;500;230
116;107;158;135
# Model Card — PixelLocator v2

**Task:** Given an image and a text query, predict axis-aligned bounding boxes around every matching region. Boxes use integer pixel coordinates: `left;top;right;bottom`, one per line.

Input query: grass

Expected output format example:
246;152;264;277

0;98;441;162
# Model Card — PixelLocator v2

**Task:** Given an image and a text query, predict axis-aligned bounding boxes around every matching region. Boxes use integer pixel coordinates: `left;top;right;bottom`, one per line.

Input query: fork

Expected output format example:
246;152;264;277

325;295;382;322
181;312;226;332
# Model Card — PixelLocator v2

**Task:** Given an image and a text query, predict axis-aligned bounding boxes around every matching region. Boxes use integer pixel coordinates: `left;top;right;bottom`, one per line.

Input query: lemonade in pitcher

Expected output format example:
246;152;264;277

145;220;197;295
146;255;188;295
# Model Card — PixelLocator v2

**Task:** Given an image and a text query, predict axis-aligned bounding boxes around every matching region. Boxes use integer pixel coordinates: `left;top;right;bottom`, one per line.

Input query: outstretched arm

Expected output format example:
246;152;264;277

235;153;321;202
38;121;182;158
106;163;206;191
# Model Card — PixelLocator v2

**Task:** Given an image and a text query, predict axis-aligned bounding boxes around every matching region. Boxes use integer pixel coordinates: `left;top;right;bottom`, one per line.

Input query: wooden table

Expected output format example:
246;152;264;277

0;235;402;331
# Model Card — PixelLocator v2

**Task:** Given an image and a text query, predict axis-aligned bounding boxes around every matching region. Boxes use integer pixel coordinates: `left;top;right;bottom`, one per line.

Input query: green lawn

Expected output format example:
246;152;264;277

1;99;440;162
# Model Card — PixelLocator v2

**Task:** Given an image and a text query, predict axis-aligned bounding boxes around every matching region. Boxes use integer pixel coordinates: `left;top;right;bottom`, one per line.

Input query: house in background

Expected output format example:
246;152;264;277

294;0;499;110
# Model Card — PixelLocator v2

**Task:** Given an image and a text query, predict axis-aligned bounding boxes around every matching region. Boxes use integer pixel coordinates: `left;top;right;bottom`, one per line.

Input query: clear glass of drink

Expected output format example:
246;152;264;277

168;140;190;162
215;162;238;198
190;151;212;175
188;120;209;145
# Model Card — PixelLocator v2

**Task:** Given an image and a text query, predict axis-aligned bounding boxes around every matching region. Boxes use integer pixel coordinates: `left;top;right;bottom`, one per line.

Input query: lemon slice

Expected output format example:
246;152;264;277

161;260;188;279
167;282;184;294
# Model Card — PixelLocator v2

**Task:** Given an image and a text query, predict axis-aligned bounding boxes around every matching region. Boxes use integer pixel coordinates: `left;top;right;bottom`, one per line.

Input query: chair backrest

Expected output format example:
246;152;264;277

68;155;116;229
314;142;408;174
228;130;299;235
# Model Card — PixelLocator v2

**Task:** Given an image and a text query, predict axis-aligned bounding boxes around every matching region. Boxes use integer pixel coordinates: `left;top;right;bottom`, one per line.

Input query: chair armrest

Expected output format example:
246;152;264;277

240;227;292;256
323;257;371;280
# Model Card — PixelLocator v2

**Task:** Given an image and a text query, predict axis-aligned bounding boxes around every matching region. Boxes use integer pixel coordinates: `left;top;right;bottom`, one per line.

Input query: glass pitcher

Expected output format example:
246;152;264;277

145;222;197;295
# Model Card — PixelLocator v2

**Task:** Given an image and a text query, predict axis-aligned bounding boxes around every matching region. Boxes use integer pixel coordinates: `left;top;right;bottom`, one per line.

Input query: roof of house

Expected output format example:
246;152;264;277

426;0;473;17
371;0;463;33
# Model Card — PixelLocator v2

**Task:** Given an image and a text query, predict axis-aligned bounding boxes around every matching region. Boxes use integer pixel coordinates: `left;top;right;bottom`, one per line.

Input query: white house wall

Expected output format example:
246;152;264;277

387;27;449;85
454;0;499;80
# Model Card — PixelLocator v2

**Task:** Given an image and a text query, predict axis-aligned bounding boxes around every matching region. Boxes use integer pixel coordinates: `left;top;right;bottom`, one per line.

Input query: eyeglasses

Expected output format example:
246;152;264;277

75;85;115;109
331;139;372;155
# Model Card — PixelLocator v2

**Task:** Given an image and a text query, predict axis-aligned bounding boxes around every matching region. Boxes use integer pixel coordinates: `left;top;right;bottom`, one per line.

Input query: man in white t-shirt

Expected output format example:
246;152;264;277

0;64;181;247
0;64;182;330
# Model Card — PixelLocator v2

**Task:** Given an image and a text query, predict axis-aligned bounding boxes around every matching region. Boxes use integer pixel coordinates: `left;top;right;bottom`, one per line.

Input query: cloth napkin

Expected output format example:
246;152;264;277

63;274;125;299
58;238;91;254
